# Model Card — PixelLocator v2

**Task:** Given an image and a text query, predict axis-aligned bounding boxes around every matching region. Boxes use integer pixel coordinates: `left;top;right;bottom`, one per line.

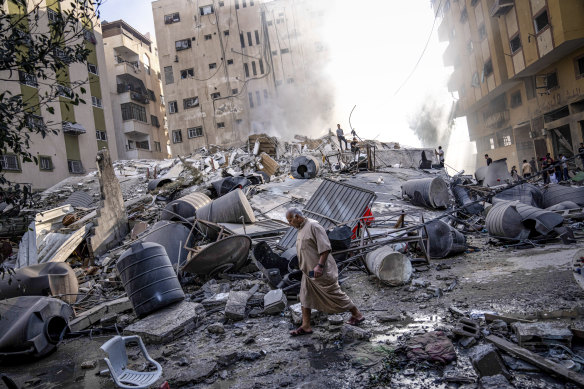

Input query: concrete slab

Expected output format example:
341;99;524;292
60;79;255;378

124;301;205;344
69;297;133;332
225;291;250;321
263;289;287;314
469;344;510;379
512;321;573;348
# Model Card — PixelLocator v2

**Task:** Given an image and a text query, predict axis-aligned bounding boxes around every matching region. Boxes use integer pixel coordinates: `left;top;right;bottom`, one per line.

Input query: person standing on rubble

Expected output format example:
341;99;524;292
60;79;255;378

286;208;364;336
336;124;348;151
485;154;493;166
522;160;532;178
435;146;445;167
350;137;360;159
529;157;538;174
542;157;551;184
561;154;570;181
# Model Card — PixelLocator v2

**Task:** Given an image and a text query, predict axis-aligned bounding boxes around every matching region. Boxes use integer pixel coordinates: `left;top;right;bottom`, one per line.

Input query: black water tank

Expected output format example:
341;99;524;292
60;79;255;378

116;241;185;318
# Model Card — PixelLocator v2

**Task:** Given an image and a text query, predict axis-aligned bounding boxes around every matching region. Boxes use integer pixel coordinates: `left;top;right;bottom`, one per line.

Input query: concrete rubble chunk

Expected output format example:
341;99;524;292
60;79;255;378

202;292;230;308
342;325;371;341
289;303;322;326
512;321;573;348
263;289;287;315
225;291;252;321
479;374;513;389
469;344;510;379
69;297;133;332
207;323;225;334
124;301;206;344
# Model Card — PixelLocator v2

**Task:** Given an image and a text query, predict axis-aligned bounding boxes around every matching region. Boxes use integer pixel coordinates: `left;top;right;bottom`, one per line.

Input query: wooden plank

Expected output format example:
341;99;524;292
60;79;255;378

486;335;584;386
48;223;93;263
484;313;535;324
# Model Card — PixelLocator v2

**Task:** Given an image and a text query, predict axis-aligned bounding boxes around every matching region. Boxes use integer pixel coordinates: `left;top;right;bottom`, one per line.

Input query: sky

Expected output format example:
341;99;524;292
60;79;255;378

99;0;476;171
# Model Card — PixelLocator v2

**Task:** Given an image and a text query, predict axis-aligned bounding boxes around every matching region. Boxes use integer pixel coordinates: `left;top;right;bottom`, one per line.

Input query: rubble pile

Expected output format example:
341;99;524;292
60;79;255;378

2;137;584;388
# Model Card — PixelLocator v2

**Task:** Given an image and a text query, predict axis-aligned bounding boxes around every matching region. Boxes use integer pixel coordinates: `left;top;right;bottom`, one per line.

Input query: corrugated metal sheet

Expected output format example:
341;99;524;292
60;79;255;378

219;219;289;238
276;179;376;250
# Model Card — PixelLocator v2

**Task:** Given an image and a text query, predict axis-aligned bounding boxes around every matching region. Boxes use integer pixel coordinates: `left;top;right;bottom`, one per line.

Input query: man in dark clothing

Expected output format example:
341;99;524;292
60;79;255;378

529;157;538;173
579;143;584;168
485;154;493;166
336;124;348;151
542;157;550;184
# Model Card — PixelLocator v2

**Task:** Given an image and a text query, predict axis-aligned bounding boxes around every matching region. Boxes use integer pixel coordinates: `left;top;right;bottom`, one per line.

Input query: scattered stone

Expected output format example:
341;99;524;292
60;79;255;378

249;307;263;318
459;336;477;348
403;368;415;376
377;314;402;323
241;351;263;361
426;286;443;298
124;301;206;344
225;291;251;321
69;297;133;332
412;279;430;288
202;292;230;308
263;289;287;314
449;305;467;316
177;357;189;366
80;360;96;369
501;355;539;372
342;325;371;341
488;320;508;332
469;344;510;379
207;323;225;334
243;335;256;344
328;315;344;325
165;360;217;387
479;374;513;389
289;303;321;326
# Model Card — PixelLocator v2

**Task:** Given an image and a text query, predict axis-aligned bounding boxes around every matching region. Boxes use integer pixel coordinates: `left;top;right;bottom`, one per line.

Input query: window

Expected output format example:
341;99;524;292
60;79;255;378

136;140;149;150
39;156;52;171
57;84;73;99
280;48;289;54
243;0;246;7
268;21;273;26
151;115;160;127
175;39;191;51
204;34;212;40
244;63;250;77
259;59;264;74
68;160;84;174
263;89;268;99
219;1;225;6
502;136;512;147
478;24;486;40
224;30;229;36
576;56;584;78
271;50;278;55
483;59;493;78
127;140;135;150
91;96;103;108
471;0;479;5
217;122;225;128
164;67;174;85
534;10;549;33
236;119;243;124
255;91;261;106
227;59;234;65
247;32;253;46
18;70;37;87
240;33;245;48
254;30;260;45
121;102;147;122
183;97;199;109
180;68;194;79
248;92;254;108
546;72;558;90
27;114;45;130
489;138;495;149
200;5;214;15
188;126;203;138
250;0;254;5
471;72;479;87
275;80;282;86
0;155;19;171
47;8;60;24
510;35;521;54
154;141;161;152
147;89;156;102
210;92;221;99
252;61;257;76
510;91;522;108
287;78;294;84
232;88;238;95
209;63;217;70
96;130;107;141
53;47;70;63
460;7;468;23
83;29;96;44
87;63;98;75
164;13;180;24
172;129;183;143
168;100;178;113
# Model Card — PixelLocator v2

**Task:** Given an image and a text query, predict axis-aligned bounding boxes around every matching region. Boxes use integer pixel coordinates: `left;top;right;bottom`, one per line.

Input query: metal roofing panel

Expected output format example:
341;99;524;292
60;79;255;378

276;179;376;250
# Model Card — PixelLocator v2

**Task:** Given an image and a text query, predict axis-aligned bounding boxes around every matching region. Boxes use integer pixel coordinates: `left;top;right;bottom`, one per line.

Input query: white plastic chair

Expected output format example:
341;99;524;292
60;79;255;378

100;335;162;389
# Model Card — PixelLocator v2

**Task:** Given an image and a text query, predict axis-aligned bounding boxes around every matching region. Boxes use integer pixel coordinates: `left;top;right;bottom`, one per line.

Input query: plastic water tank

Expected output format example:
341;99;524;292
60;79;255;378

116;241;184;318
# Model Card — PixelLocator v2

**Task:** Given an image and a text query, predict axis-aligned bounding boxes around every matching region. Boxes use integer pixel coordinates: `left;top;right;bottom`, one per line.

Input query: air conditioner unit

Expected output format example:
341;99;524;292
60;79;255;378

490;0;514;17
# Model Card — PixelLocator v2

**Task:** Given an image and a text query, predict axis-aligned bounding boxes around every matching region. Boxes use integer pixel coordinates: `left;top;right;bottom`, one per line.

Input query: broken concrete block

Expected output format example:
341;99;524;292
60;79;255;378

342;325;371;341
124;301;205;344
69;298;133;332
479;374;513;389
328;315;344;326
512;321;573;348
289;303;321;326
202;292;230;308
207;323;225;334
469;344;510;379
454;318;481;339
224;291;250;321
263;289;287;315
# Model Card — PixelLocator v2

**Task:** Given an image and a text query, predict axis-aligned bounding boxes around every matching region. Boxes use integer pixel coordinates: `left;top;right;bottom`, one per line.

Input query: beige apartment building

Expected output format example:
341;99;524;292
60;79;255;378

1;0;118;190
152;0;329;156
102;20;168;160
436;0;584;170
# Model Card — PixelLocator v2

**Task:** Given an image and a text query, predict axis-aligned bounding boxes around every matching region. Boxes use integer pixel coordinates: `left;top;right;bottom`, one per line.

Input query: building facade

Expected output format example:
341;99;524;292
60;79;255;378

0;0;118;190
436;0;584;169
102;20;168;160
152;0;330;156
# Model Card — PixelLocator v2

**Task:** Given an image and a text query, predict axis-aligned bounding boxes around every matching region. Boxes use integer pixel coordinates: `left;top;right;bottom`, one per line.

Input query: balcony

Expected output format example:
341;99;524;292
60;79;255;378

122;120;151;136
62;121;86;135
484;110;510;129
490;0;514;17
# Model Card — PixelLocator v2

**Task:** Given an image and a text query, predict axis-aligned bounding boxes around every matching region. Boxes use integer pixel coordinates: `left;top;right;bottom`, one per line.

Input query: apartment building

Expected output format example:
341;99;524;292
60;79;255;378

1;0;117;190
436;0;584;169
152;0;329;156
102;20;168;160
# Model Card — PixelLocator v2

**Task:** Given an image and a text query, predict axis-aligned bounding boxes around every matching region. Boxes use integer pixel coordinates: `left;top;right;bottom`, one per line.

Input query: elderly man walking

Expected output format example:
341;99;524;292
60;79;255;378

286;208;364;336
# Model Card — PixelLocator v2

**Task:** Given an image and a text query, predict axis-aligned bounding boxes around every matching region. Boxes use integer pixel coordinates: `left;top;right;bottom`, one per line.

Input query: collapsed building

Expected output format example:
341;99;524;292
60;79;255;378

1;134;584;388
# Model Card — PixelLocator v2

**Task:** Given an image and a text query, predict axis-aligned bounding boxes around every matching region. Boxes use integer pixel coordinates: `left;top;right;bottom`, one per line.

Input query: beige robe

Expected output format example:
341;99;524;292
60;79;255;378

296;218;355;314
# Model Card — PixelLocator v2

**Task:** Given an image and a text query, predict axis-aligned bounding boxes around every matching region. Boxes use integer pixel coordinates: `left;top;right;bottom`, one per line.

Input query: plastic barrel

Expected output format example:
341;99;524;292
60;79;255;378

402;177;449;209
364;246;412;286
484;158;512;187
142;221;193;267
196;188;256;223
161;192;212;221
493;183;543;208
422;220;467;259
543;184;584;208
116;241;184;318
327;225;352;261
291;156;320;179
513;202;564;236
485;201;530;240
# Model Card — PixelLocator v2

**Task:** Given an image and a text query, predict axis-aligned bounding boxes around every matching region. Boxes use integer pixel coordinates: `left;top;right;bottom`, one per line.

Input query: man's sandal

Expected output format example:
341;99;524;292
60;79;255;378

346;316;365;326
290;327;313;336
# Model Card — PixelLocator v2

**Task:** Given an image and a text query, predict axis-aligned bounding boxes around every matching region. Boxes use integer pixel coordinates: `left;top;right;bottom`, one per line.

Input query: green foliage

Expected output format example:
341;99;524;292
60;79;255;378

0;0;102;205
